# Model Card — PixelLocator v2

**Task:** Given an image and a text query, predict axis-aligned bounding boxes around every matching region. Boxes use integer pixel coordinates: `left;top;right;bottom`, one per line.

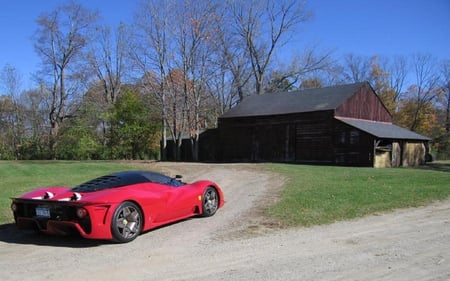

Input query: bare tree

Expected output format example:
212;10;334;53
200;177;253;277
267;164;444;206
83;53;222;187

406;53;441;131
265;47;334;92
440;60;450;133
34;2;98;158
206;53;242;113
341;54;372;83
387;55;408;103
168;0;218;160
227;0;311;96
132;0;173;160
134;0;221;161
87;23;128;104
213;3;252;102
0;64;24;159
369;55;409;117
86;23;129;148
20;86;50;158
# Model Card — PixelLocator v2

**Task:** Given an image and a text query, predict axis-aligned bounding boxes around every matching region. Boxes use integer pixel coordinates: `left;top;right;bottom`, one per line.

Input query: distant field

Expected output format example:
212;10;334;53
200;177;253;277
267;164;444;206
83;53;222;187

1;161;449;226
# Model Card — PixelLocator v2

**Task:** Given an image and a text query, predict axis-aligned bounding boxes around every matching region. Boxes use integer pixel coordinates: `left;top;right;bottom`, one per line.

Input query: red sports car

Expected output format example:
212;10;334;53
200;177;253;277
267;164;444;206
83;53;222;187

11;170;224;243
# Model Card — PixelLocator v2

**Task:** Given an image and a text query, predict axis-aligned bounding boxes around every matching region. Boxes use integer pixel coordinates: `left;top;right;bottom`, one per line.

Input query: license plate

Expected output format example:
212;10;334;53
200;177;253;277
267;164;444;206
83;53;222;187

36;207;50;218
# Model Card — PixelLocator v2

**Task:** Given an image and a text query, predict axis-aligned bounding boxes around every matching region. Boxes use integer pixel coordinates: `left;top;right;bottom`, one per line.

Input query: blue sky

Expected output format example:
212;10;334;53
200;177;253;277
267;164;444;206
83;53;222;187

0;0;449;87
302;0;450;58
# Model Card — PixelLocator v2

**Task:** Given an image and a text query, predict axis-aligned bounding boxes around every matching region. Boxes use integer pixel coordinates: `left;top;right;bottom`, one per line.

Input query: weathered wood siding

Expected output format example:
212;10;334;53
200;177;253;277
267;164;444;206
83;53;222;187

332;119;374;166
218;113;298;162
295;112;334;163
199;129;219;162
218;110;355;164
335;84;392;122
219;110;376;166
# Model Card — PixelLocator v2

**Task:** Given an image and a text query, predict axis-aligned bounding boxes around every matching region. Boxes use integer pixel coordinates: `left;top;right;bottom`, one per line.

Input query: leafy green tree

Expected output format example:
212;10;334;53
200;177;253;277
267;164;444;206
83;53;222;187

108;89;160;159
56;119;100;160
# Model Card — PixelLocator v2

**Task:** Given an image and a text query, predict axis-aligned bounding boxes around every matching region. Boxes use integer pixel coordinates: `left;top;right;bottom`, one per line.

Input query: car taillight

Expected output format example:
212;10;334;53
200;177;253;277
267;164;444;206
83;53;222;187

76;208;88;218
11;203;17;212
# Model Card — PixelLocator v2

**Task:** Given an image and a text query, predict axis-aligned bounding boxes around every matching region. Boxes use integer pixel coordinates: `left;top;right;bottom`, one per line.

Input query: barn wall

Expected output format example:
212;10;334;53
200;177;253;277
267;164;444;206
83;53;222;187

199;129;219;162
333;120;374;166
218;122;251;162
335;84;392;122
189;119;425;167
218;113;299;162
295;113;334;163
164;138;193;162
218;110;373;166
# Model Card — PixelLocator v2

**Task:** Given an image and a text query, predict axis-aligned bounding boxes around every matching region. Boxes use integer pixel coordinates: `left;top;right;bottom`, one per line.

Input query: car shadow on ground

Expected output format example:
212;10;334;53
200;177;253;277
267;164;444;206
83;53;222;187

0;223;106;248
0;218;195;248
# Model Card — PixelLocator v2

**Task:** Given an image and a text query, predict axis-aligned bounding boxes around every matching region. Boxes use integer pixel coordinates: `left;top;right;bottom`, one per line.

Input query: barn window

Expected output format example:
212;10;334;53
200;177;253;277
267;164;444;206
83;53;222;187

338;130;359;145
339;131;346;144
349;130;360;145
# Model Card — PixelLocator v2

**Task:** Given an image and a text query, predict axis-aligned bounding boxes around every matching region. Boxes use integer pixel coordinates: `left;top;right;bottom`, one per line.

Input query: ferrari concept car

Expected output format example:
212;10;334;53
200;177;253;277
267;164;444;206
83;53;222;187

11;170;224;243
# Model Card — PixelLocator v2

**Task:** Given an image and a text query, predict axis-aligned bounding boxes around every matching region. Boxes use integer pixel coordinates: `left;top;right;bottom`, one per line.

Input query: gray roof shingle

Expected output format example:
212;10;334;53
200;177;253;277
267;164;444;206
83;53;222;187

336;117;430;141
221;82;367;118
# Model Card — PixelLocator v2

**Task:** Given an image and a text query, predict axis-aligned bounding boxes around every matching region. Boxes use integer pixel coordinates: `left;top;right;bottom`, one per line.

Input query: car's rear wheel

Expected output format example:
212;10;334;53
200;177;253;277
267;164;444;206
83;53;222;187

201;187;219;217
111;201;142;243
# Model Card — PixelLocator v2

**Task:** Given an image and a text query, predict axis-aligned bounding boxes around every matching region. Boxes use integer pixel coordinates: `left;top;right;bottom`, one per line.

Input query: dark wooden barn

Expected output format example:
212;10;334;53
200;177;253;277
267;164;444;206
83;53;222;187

215;82;430;167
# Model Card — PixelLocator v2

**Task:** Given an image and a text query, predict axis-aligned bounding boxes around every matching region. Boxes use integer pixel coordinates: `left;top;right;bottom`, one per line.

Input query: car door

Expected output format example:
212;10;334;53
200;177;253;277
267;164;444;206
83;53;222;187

160;185;197;221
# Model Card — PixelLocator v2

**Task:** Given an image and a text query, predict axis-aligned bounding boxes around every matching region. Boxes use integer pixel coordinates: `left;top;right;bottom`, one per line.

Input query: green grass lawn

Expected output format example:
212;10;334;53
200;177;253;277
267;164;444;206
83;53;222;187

1;161;449;227
266;163;450;226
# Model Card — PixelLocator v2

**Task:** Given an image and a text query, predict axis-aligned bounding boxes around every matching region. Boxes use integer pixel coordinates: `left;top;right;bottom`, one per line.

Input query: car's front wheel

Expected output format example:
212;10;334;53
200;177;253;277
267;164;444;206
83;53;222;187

111;201;142;243
201;187;219;217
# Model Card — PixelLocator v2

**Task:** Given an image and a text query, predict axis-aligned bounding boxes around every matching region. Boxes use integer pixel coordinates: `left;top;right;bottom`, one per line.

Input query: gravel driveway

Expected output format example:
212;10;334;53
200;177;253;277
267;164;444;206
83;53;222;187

1;163;449;281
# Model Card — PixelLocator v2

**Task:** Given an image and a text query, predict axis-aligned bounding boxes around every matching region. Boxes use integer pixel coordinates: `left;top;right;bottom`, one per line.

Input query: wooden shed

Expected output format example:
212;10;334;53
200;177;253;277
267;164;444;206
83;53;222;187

216;82;430;167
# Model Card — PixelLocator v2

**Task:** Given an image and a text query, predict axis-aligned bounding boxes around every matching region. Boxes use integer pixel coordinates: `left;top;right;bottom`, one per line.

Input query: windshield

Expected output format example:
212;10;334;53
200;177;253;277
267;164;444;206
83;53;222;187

72;171;184;192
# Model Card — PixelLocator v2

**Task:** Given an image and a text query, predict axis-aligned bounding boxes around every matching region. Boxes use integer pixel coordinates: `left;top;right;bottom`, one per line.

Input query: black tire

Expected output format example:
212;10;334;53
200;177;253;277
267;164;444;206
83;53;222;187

111;201;143;243
201;187;219;217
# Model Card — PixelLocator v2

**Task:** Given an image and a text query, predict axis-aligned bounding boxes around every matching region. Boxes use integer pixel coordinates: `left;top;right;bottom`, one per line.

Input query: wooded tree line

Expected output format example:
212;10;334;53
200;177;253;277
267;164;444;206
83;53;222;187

0;0;449;161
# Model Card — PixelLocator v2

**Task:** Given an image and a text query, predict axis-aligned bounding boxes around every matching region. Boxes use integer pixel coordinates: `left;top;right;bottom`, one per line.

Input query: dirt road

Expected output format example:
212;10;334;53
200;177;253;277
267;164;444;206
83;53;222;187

1;163;449;281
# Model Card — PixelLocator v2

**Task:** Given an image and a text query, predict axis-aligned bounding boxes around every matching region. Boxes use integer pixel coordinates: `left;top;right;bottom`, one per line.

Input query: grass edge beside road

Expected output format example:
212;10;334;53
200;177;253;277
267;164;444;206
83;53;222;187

265;163;450;227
